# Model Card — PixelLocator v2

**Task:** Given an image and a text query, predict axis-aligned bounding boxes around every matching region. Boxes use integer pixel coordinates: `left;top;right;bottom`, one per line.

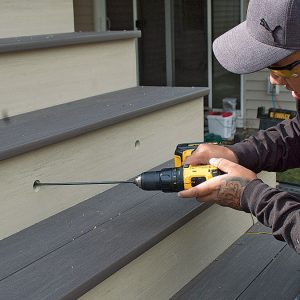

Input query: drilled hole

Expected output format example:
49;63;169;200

1;109;10;124
33;180;40;192
135;140;141;149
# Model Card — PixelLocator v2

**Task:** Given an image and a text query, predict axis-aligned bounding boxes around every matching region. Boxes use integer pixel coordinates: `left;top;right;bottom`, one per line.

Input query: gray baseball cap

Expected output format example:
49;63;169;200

213;0;300;74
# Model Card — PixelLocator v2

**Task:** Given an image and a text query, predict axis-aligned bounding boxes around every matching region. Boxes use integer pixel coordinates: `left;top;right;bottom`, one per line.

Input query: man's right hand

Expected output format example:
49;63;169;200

183;143;239;166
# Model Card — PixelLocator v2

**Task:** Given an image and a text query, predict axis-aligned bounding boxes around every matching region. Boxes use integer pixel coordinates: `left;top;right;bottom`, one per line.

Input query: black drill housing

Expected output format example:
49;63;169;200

139;167;184;192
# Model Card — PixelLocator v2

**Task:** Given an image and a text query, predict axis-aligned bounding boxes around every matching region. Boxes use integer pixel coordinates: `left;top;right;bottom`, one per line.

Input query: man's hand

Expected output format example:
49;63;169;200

184;143;239;166
178;158;257;210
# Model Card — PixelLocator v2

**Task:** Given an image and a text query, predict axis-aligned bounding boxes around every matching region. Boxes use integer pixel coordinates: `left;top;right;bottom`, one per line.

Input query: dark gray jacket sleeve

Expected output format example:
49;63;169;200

228;115;300;173
228;111;300;252
241;179;300;253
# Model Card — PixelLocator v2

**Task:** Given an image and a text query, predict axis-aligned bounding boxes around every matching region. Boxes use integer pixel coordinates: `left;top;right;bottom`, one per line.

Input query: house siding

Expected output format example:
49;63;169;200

244;70;297;128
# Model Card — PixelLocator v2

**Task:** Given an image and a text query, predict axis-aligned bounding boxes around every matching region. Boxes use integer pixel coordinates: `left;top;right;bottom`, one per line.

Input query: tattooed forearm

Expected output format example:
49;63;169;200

216;177;250;210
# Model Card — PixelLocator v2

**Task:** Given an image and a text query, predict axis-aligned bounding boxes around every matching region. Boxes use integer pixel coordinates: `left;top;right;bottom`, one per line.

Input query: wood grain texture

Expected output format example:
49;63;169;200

171;223;287;300
80;206;253;300
0;0;74;38
238;245;300;300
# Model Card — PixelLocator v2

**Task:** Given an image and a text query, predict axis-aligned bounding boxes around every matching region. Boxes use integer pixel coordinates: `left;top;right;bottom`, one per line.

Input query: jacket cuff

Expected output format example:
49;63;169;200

240;178;265;213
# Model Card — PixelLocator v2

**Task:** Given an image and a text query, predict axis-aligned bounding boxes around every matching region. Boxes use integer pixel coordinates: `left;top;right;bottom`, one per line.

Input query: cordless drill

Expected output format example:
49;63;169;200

34;143;222;193
134;163;222;192
133;142;222;192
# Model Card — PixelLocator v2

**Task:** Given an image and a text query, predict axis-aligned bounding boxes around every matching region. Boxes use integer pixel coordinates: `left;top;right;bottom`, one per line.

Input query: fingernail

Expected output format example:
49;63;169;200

209;158;219;166
178;192;182;197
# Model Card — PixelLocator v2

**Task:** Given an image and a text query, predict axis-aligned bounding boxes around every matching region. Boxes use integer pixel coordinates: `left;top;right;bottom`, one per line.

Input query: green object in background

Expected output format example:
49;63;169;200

204;133;223;143
277;169;300;185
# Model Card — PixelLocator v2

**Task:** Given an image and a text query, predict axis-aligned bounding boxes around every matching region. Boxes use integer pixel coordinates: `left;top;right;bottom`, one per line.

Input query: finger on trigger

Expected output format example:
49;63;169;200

178;188;197;198
178;179;213;198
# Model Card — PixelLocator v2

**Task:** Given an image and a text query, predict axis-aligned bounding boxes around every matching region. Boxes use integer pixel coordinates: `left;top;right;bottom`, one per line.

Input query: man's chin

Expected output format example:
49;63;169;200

292;91;300;100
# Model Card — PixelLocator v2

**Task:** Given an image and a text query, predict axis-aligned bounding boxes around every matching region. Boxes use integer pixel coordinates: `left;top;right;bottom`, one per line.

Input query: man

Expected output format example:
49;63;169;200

179;0;300;253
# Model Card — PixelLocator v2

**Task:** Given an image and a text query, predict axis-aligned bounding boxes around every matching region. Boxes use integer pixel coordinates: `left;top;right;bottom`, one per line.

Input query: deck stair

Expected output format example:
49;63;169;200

172;223;300;300
0;2;276;298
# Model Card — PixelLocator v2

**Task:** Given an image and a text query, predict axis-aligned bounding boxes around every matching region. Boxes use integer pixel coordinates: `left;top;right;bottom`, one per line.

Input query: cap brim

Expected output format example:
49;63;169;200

213;21;295;74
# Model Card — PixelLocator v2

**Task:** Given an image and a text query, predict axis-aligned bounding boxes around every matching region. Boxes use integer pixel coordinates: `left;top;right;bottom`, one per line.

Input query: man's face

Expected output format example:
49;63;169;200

269;50;300;100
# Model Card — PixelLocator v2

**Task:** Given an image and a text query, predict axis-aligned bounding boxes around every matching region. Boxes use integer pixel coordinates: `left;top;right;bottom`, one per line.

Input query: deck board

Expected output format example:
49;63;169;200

171;223;289;300
0;162;211;299
239;245;300;300
0;31;141;53
0;86;209;161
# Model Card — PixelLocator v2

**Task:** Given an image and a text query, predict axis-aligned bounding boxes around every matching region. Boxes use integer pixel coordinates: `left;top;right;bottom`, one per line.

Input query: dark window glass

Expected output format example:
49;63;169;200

174;0;208;87
106;0;134;30
212;0;240;108
137;0;167;86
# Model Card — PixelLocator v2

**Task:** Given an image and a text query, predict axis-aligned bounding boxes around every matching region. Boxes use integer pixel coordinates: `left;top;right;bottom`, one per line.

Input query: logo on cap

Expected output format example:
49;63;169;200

260;18;282;45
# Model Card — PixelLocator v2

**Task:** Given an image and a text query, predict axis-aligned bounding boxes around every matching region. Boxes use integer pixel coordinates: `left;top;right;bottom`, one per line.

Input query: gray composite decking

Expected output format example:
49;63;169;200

0;86;210;299
0;31;141;53
0;86;209;160
171;222;300;300
0;161;210;300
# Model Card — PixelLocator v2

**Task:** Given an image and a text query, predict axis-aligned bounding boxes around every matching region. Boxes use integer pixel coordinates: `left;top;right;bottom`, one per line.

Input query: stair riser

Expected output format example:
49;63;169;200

80;205;253;300
0;0;74;38
0;98;203;239
0;39;137;118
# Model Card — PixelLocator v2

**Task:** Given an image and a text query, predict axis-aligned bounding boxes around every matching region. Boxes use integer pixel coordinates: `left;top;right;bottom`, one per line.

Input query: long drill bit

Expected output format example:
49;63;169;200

33;180;135;188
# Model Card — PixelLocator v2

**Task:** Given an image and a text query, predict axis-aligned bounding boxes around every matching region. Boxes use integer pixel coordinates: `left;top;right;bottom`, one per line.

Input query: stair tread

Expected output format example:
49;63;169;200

0;86;209;160
171;223;300;300
0;161;210;300
0;31;141;53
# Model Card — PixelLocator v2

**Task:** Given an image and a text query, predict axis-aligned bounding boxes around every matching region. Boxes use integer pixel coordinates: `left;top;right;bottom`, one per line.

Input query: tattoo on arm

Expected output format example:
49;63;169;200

216;177;250;210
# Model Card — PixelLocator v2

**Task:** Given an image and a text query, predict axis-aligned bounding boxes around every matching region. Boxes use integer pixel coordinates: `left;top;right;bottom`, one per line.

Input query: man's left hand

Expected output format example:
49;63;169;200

178;158;257;210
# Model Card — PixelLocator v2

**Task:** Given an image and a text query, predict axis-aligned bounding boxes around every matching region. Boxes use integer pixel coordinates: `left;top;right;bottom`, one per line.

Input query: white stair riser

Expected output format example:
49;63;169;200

0;98;203;239
0;39;137;117
0;0;74;38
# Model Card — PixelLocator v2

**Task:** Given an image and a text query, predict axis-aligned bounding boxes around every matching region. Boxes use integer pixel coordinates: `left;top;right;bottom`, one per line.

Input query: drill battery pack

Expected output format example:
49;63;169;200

174;142;218;167
174;143;202;167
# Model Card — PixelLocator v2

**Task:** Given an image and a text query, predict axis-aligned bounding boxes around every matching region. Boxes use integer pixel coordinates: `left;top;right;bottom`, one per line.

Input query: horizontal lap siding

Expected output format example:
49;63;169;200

245;70;297;128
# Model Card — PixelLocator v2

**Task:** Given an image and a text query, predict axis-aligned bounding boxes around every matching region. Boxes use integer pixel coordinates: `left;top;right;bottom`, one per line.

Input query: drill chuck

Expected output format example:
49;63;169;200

134;168;184;192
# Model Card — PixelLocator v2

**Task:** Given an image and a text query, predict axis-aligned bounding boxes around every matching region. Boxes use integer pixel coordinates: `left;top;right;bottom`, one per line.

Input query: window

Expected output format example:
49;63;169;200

173;0;208;87
212;0;241;108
